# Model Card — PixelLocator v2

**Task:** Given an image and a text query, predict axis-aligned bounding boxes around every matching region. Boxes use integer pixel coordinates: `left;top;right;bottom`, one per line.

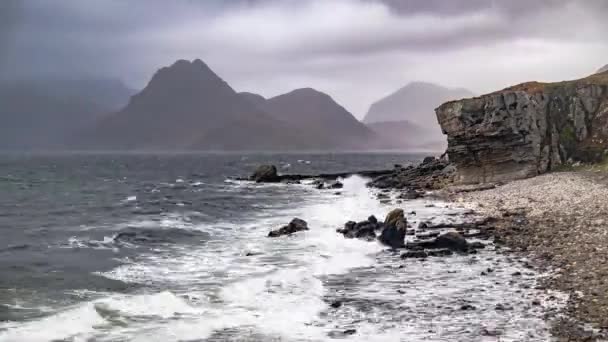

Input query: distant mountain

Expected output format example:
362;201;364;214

0;79;133;149
598;65;608;74
363;82;474;126
79;59;378;151
261;88;378;149
362;82;474;150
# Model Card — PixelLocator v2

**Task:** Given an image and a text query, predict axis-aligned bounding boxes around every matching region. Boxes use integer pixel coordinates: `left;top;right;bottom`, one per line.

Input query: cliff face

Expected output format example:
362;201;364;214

436;73;608;184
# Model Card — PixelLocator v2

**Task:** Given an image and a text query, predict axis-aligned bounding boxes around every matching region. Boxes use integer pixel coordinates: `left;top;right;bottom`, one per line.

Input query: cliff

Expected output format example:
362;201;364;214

436;72;608;184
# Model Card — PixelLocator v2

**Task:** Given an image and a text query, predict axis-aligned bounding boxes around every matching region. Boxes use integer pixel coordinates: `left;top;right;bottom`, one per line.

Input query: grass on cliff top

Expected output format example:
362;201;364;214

554;158;608;173
502;70;608;94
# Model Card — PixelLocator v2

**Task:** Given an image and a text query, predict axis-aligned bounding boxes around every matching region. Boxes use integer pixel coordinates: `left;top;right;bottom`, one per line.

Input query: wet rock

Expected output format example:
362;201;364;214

268;218;309;237
468;241;486;250
368;215;378;224
327;181;343;189
251;164;280;183
460;304;476;311
330;300;342;309
401;249;453;259
406;232;469;252
384;208;404;226
398;189;422;200
337;219;378;241
343;329;357;335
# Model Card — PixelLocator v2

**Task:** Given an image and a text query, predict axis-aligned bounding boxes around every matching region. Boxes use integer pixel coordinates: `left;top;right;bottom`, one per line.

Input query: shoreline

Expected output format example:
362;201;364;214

442;171;608;341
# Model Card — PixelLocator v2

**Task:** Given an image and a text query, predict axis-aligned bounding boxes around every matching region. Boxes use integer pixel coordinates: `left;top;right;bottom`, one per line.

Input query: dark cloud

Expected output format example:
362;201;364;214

1;0;607;116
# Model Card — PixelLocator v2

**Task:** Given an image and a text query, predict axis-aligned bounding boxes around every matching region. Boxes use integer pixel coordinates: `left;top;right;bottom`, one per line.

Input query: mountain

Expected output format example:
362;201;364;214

261;88;378;149
80;59;319;150
362;82;474;151
363;82;475;126
598;64;608;74
0;79;133;149
78;59;383;151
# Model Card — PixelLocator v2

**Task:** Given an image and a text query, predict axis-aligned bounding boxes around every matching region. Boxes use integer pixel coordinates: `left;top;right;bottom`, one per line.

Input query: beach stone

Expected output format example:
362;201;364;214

251;164;279;183
384;208;405;226
327;181;343;189
268;218;309;237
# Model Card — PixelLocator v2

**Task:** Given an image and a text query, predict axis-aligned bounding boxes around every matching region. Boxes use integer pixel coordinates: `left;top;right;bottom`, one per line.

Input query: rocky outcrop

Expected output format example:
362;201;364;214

251;165;280;183
436;73;608;183
368;157;455;190
268;218;309;237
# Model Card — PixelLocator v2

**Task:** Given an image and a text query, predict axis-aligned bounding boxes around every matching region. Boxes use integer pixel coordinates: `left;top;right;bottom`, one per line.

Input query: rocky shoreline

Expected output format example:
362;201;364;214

444;171;608;341
249;159;608;340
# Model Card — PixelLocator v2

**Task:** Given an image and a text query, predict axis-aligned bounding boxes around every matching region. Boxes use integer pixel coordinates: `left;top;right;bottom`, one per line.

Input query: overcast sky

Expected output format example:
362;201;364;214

1;0;607;118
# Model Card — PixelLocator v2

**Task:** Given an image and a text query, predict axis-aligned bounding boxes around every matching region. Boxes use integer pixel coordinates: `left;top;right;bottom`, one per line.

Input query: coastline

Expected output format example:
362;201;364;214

443;171;608;341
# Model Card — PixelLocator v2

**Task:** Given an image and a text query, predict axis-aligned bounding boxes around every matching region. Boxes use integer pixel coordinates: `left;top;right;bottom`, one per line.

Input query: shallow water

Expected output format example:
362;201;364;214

0;153;562;341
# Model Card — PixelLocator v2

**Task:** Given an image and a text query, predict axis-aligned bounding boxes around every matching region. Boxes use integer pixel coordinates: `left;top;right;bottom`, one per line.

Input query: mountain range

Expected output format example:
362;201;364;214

598;64;608;74
0;59;480;152
77;59;379;151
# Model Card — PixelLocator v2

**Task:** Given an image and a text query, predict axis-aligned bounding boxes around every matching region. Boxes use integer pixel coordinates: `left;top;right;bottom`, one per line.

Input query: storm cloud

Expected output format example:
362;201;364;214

2;0;607;117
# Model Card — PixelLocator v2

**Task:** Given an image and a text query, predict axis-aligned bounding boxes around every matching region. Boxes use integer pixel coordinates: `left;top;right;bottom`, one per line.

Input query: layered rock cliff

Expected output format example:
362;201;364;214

436;72;608;184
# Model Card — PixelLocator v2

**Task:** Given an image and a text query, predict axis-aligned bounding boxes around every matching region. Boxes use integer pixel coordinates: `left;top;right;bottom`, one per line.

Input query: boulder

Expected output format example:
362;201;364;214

422;156;436;164
251;165;280;183
378;222;406;249
384;208;405;226
337;219;379;241
406;231;469;252
268;218;309;237
327;181;344;189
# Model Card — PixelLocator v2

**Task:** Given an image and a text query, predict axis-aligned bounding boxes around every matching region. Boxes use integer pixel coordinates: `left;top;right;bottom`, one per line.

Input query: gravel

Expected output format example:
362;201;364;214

448;172;608;341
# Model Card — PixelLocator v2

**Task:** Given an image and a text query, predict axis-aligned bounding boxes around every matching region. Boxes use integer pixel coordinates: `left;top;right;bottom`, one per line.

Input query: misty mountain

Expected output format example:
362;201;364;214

0;79;134;149
363;82;474;126
259;88;378;149
361;82;474;150
598;65;608;74
79;59;378;151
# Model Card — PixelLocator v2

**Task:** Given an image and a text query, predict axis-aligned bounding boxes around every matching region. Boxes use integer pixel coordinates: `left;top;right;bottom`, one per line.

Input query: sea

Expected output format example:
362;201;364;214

0;152;563;342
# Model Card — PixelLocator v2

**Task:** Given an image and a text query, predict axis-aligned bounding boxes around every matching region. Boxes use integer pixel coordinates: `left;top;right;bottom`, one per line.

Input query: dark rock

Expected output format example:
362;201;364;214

406;232;469;252
251;165;280;183
460;304;476;311
422;156;436;164
399;189;422;200
468;241;486;250
401;250;429;259
268;218;309;237
368;215;378;224
327;181;343;189
330;300;342;309
343;329;357;335
337;219;379;241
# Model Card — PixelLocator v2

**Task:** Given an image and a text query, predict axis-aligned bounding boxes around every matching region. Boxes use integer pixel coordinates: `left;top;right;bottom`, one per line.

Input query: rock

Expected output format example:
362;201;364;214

378;222;407;249
268;218;309;237
460;304;476;311
422;156;436;164
330;300;342;308
436;75;608;184
435;232;468;251
368;158;454;190
343;329;357;335
384;208;405;226
368;215;378;224
401;249;453;259
251;165;280;183
337;219;379;241
406;232;469;252
399;189;422;200
327;181;343;189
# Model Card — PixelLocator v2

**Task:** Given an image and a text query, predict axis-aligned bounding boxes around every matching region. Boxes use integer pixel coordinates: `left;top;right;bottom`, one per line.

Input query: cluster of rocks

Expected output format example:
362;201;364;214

336;207;489;258
368;157;456;191
268;218;309;237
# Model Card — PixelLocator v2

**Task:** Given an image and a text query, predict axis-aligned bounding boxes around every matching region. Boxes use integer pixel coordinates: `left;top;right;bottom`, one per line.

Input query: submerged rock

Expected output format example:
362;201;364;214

251;165;280;183
268;218;309;237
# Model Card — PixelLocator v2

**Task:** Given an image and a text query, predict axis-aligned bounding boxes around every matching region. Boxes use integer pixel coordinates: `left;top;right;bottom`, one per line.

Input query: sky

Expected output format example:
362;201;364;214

1;0;607;118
